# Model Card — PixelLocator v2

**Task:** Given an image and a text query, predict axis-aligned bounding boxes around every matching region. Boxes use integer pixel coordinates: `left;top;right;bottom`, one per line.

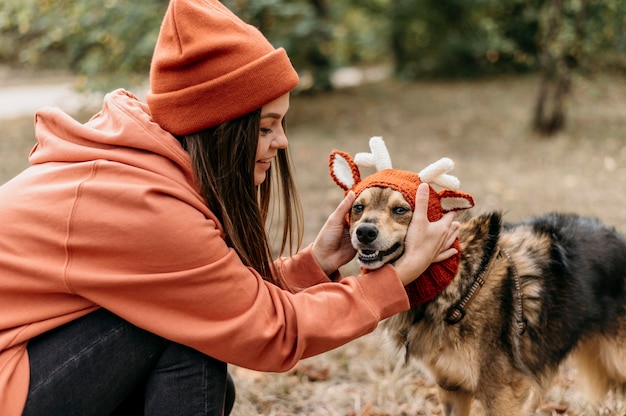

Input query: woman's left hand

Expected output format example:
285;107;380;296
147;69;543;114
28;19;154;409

312;191;357;276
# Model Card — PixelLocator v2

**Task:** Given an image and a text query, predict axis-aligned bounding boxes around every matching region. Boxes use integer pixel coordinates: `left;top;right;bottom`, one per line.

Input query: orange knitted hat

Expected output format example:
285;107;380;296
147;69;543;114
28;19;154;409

330;137;475;306
147;0;300;136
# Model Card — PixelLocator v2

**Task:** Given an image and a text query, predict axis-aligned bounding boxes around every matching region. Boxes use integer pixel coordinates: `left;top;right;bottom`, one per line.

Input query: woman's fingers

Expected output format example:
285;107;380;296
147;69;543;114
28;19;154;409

413;183;431;221
312;191;356;275
329;191;355;224
393;184;460;285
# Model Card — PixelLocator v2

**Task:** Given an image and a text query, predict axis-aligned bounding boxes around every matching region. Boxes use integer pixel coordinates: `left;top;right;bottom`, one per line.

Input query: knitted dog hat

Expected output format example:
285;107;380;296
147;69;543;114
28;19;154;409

329;137;475;306
147;0;300;136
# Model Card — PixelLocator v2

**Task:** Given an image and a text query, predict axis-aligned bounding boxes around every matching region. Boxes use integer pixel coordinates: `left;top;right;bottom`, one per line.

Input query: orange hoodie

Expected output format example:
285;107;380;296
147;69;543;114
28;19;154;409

0;89;409;415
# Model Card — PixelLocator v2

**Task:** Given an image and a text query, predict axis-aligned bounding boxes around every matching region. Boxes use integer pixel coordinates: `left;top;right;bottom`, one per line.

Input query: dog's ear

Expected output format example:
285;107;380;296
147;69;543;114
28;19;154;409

329;150;361;191
438;189;475;213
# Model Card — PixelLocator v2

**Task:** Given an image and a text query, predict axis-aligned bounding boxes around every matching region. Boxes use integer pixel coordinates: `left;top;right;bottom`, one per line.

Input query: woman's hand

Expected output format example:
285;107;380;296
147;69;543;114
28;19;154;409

312;191;357;276
393;183;460;286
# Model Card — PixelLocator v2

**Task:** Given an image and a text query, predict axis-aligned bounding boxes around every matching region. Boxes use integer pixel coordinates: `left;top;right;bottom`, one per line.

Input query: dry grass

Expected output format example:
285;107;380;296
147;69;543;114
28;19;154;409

1;74;625;415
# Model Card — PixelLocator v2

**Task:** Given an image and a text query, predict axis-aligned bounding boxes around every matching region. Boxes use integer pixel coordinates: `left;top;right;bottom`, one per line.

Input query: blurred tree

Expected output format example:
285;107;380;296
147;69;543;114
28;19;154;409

533;0;626;135
0;0;624;102
533;0;584;135
386;0;625;134
329;0;390;67
224;0;334;91
388;0;542;79
304;0;333;91
0;0;338;91
586;0;626;71
0;0;168;89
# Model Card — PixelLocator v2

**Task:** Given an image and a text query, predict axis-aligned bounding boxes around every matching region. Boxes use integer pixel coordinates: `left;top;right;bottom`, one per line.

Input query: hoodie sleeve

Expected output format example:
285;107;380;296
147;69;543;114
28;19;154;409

273;246;337;292
63;163;409;372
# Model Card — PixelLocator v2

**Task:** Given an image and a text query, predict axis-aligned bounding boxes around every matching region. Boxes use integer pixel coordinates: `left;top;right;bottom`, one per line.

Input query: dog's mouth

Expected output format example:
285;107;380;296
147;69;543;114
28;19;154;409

358;242;402;268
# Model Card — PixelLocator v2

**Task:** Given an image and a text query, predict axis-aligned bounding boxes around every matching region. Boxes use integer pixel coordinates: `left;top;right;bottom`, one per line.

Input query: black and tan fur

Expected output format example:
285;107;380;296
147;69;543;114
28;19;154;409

350;187;626;415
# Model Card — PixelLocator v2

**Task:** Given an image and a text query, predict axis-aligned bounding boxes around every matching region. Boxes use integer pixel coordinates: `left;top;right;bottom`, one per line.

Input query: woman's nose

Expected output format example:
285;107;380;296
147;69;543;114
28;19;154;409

272;129;288;149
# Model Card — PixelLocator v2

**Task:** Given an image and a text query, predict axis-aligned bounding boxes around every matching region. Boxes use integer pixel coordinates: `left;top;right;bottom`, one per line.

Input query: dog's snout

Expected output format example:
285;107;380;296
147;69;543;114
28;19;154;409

356;223;378;244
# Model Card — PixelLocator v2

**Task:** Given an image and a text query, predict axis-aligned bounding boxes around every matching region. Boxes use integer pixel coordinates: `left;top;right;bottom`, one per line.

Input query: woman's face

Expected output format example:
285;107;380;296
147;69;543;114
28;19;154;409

255;93;290;186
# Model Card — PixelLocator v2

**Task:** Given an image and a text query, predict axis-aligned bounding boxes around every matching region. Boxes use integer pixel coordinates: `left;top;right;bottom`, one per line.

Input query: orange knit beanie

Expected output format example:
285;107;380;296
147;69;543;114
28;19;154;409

147;0;300;136
330;137;475;307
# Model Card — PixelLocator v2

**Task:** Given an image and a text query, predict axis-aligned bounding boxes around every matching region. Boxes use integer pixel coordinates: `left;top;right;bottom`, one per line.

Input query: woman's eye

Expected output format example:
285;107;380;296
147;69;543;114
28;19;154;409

260;128;273;135
393;206;409;215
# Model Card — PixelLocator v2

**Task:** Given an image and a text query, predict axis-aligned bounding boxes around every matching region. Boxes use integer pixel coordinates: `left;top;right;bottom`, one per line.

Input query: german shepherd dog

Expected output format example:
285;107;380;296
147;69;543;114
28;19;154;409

350;186;626;415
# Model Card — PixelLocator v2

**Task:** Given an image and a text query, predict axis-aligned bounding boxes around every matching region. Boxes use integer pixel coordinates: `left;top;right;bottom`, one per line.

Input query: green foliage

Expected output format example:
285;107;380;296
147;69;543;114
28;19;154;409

223;0;333;90
389;0;543;79
329;0;391;66
581;1;626;72
0;0;623;90
388;0;626;79
0;0;168;89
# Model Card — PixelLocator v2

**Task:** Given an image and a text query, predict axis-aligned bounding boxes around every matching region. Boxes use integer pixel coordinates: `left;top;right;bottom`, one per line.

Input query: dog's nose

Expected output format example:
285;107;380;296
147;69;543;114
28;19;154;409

356;223;378;244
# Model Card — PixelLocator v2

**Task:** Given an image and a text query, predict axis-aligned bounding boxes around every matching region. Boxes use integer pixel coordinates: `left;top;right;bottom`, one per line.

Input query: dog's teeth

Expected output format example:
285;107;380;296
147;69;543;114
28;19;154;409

359;250;380;261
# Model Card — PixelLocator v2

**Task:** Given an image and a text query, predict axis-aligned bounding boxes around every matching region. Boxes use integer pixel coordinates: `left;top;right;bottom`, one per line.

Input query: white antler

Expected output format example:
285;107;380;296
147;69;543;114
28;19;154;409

354;136;393;171
419;158;461;190
351;136;461;190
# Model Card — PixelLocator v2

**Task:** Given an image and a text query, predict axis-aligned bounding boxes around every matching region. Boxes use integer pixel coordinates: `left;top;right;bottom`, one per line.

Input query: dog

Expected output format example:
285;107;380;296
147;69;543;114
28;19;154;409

349;185;626;415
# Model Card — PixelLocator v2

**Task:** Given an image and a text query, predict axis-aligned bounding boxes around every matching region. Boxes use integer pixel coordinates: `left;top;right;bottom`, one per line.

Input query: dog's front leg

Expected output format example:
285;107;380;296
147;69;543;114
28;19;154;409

479;380;541;416
438;387;473;416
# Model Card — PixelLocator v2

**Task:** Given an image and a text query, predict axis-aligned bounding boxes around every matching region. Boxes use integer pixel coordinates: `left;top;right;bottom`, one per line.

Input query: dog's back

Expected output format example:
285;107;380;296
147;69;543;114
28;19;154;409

513;214;626;402
384;212;626;415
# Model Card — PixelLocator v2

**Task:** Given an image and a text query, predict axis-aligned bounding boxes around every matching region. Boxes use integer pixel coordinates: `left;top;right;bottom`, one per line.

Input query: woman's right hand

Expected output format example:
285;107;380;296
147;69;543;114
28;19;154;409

393;183;460;286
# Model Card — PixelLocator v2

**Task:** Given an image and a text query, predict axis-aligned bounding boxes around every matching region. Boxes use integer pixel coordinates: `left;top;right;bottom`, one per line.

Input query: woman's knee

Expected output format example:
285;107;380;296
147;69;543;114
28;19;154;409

145;342;235;415
25;309;234;416
24;309;169;416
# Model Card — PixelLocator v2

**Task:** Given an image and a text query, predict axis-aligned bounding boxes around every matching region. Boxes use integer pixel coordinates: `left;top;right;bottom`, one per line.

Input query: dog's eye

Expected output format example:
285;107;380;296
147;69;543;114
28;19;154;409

352;204;364;213
393;206;409;215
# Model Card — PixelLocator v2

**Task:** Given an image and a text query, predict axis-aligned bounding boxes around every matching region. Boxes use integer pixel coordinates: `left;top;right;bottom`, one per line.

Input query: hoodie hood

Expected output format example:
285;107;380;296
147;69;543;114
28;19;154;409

31;89;196;187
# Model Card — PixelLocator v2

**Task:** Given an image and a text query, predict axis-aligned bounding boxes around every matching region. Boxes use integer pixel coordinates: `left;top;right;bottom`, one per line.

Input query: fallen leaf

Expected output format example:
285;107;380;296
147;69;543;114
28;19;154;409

290;363;329;382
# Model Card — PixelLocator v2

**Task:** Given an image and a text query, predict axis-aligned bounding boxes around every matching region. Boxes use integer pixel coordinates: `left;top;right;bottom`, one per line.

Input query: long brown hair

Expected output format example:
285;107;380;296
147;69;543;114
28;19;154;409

177;109;303;287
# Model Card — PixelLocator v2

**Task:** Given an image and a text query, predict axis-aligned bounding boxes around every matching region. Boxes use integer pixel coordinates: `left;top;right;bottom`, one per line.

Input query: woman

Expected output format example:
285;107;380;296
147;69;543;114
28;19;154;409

0;0;459;415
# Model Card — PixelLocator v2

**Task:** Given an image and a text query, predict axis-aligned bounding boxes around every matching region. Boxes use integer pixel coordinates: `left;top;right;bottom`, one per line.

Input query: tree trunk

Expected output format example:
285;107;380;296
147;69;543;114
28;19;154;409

533;0;586;136
306;0;333;91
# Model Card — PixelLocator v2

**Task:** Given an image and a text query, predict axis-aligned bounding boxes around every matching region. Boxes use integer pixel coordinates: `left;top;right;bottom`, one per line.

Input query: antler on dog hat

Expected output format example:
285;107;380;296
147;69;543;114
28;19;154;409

329;137;475;307
147;0;300;136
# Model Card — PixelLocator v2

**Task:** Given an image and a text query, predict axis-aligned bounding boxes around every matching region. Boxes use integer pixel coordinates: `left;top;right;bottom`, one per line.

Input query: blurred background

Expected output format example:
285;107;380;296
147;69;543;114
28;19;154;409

1;1;625;414
1;0;625;134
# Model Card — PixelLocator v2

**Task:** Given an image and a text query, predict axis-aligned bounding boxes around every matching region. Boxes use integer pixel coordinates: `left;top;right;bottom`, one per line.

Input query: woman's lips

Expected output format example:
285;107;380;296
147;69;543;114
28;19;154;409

257;159;272;170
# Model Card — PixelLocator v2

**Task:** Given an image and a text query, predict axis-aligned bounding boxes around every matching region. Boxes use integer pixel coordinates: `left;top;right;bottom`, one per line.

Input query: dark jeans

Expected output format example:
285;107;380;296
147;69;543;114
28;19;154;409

23;308;235;416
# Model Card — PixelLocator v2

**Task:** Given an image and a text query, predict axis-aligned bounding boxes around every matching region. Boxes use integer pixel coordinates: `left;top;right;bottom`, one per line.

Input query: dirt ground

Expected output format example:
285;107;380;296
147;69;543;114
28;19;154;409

1;74;625;415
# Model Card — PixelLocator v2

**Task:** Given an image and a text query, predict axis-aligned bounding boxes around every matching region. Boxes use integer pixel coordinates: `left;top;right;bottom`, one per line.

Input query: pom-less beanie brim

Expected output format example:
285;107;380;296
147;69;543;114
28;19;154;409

147;48;298;136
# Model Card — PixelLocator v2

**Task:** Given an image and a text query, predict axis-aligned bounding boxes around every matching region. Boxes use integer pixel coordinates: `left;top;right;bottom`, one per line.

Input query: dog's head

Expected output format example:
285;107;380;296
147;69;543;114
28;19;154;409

330;137;475;271
350;186;412;269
